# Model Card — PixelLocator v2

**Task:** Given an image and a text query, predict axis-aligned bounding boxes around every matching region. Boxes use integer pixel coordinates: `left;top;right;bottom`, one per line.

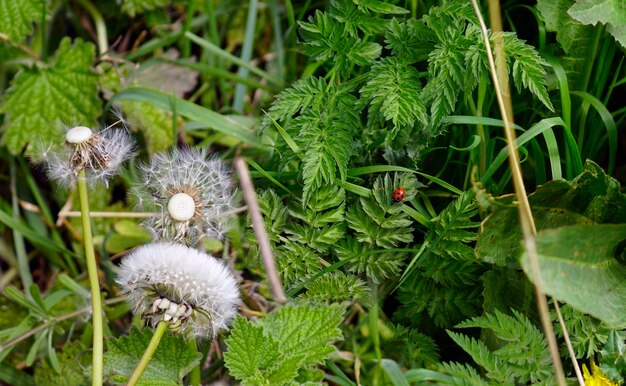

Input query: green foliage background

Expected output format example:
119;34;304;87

0;0;625;384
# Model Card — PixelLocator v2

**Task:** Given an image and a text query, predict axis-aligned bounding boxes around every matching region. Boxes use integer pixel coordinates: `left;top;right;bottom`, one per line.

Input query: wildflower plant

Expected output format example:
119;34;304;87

36;119;134;386
117;242;240;339
133;148;235;244
40;122;135;188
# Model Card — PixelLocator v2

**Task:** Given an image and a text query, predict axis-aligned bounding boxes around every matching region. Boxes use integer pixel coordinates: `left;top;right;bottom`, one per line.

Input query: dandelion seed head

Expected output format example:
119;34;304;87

134;148;235;244
116;242;240;339
38;123;135;188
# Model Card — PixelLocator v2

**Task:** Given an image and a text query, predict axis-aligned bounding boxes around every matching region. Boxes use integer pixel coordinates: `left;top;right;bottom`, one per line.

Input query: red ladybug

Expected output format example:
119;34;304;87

392;187;406;202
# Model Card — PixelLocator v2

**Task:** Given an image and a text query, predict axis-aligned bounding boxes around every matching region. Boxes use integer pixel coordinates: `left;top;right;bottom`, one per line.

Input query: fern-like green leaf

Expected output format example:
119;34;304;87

360;57;427;141
330;0;388;36
454;309;554;384
1;38;99;154
334;236;405;284
438;362;491;386
503;33;555;112
550;303;609;359
300;271;369;303
276;242;323;288
446;331;513;384
353;0;409;15
384;19;435;64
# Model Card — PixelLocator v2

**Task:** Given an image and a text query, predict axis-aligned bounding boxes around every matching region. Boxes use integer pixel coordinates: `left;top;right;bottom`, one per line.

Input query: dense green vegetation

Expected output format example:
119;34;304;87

0;0;625;384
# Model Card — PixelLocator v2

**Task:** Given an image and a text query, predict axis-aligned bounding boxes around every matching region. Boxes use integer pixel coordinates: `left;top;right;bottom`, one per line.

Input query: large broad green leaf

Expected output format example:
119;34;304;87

520;224;626;328
476;160;626;266
103;327;201;385
0;0;43;42
0;38;99;154
536;0;595;87
568;0;626;49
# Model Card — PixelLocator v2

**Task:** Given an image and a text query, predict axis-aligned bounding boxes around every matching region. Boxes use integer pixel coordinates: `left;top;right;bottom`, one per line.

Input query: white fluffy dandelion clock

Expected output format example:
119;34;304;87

40;122;135;187
134;148;235;244
116;242;240;339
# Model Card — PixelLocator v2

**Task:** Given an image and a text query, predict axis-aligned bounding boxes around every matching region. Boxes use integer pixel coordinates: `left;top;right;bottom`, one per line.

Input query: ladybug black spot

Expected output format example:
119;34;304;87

392;188;406;202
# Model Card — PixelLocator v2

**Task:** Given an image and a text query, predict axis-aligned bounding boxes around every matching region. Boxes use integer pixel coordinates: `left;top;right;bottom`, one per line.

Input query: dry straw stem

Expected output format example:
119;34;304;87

469;1;568;384
233;157;287;303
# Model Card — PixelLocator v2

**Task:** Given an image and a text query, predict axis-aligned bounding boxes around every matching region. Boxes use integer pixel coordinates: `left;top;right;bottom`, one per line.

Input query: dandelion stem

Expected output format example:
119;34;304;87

77;170;104;386
187;338;202;386
127;321;169;386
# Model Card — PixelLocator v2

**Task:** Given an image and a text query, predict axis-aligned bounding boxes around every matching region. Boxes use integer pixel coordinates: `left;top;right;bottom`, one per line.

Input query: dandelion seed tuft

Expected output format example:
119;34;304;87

116;242;240;338
134;148;235;244
39;122;135;188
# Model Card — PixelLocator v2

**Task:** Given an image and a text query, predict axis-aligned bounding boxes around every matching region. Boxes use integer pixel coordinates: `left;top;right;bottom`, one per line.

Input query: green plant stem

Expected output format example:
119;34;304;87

127;321;169;386
187;338;202;385
77;170;104;386
75;0;108;55
9;158;32;290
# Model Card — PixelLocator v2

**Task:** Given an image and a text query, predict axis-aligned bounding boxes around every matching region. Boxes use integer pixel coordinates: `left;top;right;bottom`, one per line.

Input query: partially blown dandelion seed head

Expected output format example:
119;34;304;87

116;242;239;339
134;148;235;244
39;122;134;188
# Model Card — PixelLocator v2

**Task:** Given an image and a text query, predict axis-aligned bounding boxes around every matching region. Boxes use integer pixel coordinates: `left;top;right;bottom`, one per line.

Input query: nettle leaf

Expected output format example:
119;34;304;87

121;0;169;17
0;0;44;42
1;38;99;154
261;303;344;369
521;223;626;328
104;327;201;385
568;0;626;49
300;271;369;303
224;317;284;382
360;57;427;142
502;33;555;112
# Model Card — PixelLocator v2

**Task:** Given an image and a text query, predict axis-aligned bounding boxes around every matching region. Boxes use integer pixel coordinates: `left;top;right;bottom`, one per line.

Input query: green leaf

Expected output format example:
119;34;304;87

224;317;284;382
111;87;258;146
568;0;626;49
1;38;99;154
446;331;512;384
262;303;344;369
353;0;409;15
104;327;201;385
360;57;428;141
121;0;168;17
0;0;44;42
299;272;369;303
476;160;626;266
521;223;626;328
34;341;88;386
536;0;595;87
599;330;626;380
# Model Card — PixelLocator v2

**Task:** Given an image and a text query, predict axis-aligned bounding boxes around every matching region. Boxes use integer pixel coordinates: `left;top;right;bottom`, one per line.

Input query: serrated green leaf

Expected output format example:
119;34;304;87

121;101;177;154
224;317;283;381
334;236;405;284
521;223;626;328
262;303;344;369
446;331;512;384
568;0;626;49
1;38;99;154
104;327;201;385
300;272;369;303
0;0;43;42
121;0;168;17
